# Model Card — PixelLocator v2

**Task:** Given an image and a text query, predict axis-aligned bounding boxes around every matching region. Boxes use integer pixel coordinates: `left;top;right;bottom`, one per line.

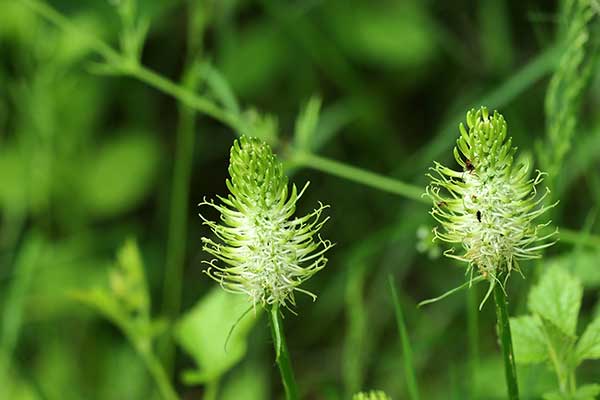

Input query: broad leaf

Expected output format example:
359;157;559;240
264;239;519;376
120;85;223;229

575;315;600;363
175;288;259;384
510;315;547;364
528;266;582;336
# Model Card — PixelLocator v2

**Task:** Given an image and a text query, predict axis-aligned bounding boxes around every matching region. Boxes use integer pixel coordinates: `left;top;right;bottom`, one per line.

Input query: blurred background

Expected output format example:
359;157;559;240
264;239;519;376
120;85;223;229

1;0;599;399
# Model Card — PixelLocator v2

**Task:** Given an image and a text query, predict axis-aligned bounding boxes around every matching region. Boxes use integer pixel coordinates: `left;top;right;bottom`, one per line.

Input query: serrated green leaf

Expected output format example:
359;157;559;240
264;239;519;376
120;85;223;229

575;315;600;363
510;315;547;364
528;266;582;336
82;133;160;218
174;288;258;384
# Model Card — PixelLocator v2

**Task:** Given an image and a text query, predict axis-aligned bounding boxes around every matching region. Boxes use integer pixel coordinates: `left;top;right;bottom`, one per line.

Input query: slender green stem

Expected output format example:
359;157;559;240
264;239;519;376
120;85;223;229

160;1;205;374
125;64;242;132
269;306;299;400
289;150;426;203
388;275;420;400
139;347;179;400
493;282;519;400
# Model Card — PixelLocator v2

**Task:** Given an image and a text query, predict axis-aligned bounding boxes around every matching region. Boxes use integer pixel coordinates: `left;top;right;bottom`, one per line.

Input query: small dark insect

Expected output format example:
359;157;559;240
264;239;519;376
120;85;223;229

465;159;475;172
476;210;482;222
437;201;447;207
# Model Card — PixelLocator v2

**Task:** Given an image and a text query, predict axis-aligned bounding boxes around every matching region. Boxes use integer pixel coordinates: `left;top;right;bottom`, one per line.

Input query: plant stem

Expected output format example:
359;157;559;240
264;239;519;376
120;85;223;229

160;1;205;374
289;150;426;203
139;348;179;400
493;282;519;400
388;275;420;400
269;306;299;400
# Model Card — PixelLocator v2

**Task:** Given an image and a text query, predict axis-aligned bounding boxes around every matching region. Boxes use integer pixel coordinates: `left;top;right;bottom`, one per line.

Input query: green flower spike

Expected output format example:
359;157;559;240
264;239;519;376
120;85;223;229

426;107;557;308
200;136;333;312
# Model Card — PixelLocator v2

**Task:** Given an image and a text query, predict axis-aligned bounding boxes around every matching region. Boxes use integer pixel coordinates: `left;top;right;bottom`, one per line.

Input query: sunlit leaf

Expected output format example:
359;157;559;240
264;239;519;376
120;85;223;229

175;288;258;384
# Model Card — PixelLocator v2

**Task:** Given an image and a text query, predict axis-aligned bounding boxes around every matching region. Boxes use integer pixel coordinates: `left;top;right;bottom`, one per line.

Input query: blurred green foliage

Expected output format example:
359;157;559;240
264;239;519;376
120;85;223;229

0;0;599;399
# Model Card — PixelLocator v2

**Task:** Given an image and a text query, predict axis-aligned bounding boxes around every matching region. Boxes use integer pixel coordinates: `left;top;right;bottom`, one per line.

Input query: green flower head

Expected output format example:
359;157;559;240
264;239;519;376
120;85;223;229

200;136;333;311
426;107;557;306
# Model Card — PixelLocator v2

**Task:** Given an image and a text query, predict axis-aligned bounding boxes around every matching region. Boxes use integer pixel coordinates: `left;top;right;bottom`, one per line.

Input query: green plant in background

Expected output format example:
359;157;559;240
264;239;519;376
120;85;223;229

425;107;558;399
511;266;600;400
3;0;600;399
200;136;333;400
72;239;177;400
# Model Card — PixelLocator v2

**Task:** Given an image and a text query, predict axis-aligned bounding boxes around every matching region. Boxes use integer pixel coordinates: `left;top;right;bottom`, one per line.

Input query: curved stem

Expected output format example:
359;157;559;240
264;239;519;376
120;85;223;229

269;306;299;400
493;282;519;400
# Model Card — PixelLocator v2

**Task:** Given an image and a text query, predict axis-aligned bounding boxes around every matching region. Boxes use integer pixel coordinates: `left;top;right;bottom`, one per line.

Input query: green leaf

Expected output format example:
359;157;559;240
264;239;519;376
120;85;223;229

82;133;160;218
510;315;547;364
110;239;149;317
575;315;600;363
574;384;600;399
528;266;583;336
220;362;268;400
174;288;258;384
199;63;240;115
294;96;322;151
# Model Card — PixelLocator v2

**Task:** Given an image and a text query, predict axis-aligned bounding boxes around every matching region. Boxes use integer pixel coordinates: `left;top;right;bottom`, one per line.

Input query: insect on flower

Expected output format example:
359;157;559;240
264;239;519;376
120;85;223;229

425;106;558;308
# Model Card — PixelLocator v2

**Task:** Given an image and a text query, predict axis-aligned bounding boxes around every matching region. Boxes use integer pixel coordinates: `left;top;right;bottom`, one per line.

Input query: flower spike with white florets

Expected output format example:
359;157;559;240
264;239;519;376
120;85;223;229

425;107;558;309
200;136;333;312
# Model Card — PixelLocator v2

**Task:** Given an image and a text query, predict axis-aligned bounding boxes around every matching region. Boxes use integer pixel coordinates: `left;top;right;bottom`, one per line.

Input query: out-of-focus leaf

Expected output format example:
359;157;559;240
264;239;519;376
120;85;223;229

82;133;160;218
175;288;258;384
546;251;600;289
327;1;436;68
199;62;240;115
510;315;547;364
528;266;582;336
544;384;600;400
110;238;149;316
220;361;268;400
575;315;600;363
0;144;27;213
240;109;278;145
220;21;288;96
294;96;321;151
